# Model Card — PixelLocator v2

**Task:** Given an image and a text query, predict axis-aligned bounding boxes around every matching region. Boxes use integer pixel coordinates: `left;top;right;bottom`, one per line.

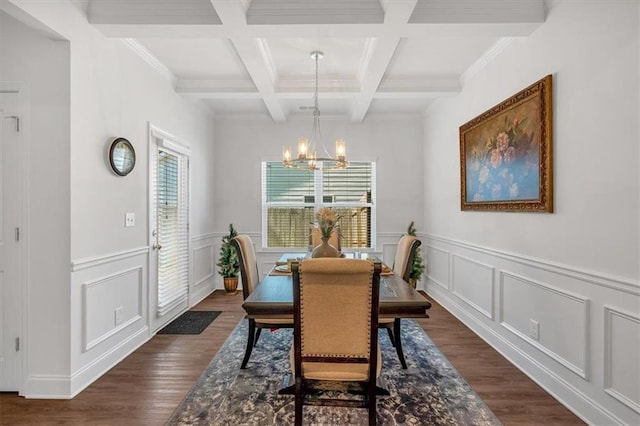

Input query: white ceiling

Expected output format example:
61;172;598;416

86;0;546;122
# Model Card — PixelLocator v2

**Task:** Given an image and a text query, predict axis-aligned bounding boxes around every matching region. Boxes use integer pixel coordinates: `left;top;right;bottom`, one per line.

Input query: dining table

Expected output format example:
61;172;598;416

242;252;432;394
242;252;431;321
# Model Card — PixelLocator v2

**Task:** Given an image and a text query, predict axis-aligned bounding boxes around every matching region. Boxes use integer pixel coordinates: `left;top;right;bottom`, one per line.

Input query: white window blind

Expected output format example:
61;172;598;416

262;161;376;249
156;149;189;317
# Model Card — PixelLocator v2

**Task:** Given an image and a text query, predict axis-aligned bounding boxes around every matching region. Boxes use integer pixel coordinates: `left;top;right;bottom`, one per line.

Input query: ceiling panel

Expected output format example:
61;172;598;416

138;38;248;79
267;38;367;79
385;36;500;77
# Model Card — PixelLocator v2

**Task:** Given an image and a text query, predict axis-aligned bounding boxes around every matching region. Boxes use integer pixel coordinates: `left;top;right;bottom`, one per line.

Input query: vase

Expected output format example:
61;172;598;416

311;238;339;258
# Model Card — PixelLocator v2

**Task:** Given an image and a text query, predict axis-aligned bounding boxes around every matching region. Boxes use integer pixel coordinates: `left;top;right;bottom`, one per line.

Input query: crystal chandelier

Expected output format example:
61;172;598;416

282;51;348;170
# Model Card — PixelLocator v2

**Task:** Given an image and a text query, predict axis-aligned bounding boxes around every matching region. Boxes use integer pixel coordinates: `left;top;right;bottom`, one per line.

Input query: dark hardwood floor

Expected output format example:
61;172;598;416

0;291;584;425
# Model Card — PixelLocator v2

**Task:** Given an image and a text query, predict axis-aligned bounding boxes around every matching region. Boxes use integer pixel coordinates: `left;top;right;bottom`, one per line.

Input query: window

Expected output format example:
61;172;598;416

155;147;189;318
262;161;376;249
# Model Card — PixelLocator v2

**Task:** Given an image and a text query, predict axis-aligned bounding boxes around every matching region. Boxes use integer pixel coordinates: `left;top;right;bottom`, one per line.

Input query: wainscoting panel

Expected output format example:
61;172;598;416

451;254;494;319
193;243;214;288
604;306;640;414
67;249;149;399
500;271;589;379
82;267;143;352
426;245;450;290
423;234;640;425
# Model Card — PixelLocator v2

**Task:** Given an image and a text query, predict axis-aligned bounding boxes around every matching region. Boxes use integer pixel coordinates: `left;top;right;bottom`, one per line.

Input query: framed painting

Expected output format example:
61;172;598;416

459;75;553;212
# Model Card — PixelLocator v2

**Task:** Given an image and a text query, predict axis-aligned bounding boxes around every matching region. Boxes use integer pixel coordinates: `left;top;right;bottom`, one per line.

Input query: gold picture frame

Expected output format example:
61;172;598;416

459;75;553;212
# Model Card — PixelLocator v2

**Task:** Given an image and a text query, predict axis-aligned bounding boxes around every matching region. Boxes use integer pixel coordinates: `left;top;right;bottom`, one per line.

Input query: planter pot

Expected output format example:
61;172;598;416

408;278;417;289
311;239;339;258
223;276;239;293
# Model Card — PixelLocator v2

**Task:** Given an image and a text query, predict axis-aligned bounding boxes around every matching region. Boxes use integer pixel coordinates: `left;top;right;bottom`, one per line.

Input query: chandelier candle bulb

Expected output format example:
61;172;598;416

297;137;308;160
336;139;346;160
283;146;292;163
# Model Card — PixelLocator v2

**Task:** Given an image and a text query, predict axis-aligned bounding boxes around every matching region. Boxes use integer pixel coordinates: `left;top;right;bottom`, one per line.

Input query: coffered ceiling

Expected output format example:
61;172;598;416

86;0;546;121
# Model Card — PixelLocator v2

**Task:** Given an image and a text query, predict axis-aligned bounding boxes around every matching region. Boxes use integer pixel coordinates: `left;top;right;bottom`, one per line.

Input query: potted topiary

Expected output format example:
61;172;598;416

407;221;425;289
217;223;239;294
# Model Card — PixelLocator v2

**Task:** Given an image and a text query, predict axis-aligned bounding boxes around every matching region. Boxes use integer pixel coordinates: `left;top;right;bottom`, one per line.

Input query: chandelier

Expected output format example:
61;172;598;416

282;51;348;170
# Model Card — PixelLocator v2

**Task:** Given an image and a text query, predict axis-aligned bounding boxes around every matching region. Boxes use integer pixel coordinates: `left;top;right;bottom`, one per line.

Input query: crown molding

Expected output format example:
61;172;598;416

121;39;177;86
460;37;514;86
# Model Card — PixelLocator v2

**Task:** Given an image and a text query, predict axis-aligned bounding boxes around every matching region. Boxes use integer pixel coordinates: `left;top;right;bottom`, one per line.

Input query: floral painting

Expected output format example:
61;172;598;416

460;75;553;212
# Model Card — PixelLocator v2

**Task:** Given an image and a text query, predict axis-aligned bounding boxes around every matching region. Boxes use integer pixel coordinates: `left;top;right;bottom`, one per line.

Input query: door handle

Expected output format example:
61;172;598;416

153;244;162;250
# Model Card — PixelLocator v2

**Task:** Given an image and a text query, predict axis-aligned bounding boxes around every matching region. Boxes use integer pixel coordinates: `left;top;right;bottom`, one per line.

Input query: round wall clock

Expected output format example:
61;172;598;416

109;137;136;176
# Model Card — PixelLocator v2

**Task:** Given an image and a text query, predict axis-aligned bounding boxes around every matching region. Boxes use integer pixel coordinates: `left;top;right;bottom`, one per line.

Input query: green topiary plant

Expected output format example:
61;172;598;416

407;221;425;283
217;223;239;278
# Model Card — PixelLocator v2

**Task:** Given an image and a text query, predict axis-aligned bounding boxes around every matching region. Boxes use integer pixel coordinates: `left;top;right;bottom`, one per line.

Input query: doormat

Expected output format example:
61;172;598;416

157;311;221;335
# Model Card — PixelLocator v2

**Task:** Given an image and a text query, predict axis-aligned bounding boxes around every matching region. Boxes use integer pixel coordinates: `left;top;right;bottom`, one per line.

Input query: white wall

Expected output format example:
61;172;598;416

213;115;425;285
423;1;639;424
0;10;72;392
2;1;217;397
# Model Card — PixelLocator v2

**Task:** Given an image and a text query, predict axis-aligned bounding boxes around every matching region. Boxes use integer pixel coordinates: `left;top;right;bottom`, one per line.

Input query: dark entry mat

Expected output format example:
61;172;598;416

158;311;221;335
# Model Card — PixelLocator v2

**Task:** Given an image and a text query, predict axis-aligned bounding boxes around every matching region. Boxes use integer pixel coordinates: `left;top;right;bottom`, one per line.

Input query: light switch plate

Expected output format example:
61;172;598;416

125;212;135;227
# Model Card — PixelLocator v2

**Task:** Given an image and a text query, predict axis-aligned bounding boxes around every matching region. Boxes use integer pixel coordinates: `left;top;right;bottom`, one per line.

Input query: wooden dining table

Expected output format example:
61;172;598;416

242;253;431;320
242;253;432;393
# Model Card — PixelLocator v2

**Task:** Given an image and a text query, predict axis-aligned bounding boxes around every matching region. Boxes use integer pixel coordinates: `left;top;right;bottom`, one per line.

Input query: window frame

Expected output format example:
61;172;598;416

261;159;377;250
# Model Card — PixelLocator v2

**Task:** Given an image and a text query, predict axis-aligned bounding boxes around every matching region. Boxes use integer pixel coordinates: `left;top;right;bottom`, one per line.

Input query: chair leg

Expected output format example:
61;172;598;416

254;328;262;347
294;378;303;426
386;327;396;347
241;319;256;369
368;379;377;425
393;318;407;369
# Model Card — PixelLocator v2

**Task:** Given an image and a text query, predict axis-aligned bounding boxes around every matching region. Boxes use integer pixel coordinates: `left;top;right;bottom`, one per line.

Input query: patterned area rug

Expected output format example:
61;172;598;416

158;311;221;335
168;319;501;425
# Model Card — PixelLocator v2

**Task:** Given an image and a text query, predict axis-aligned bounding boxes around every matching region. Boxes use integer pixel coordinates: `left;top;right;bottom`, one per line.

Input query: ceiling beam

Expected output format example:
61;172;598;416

350;0;417;122
175;76;460;99
209;0;286;122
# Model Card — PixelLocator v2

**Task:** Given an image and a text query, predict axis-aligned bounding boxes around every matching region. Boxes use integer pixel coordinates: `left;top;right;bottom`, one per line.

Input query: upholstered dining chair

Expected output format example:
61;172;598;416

309;226;341;253
290;258;382;426
379;235;421;369
231;235;293;369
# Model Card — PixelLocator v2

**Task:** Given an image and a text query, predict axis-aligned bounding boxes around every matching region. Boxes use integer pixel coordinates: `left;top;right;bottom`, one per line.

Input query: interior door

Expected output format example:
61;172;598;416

0;87;23;391
148;128;191;332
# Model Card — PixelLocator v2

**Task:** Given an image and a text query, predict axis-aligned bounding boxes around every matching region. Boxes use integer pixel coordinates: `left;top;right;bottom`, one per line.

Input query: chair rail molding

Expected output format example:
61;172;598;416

71;246;150;272
426;234;639;295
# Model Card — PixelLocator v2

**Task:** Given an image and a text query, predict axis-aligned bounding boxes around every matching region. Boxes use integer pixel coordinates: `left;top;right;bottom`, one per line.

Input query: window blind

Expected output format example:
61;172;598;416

262;161;376;249
322;162;374;248
156;150;190;317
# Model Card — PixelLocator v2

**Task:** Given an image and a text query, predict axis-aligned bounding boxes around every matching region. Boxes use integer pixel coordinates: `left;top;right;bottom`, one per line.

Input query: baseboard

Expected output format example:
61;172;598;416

22;326;151;399
69;326;150;398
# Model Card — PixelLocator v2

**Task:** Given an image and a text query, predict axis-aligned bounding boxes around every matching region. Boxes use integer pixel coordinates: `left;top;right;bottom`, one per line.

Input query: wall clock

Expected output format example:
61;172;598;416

109;137;136;176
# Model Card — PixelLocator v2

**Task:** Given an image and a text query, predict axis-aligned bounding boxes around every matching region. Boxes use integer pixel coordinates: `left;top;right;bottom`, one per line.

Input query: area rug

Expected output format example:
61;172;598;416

168;318;501;425
158;311;221;335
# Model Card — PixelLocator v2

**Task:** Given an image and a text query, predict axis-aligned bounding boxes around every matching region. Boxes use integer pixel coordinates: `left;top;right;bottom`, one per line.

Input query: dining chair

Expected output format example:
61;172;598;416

379;235;421;369
290;258;382;426
309;226;341;253
231;235;293;369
